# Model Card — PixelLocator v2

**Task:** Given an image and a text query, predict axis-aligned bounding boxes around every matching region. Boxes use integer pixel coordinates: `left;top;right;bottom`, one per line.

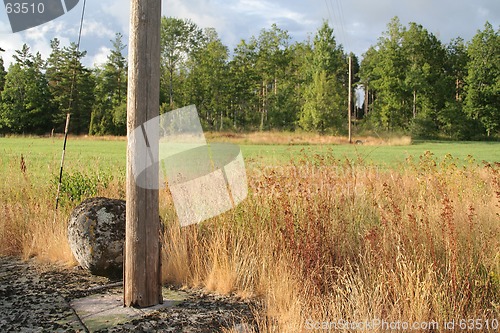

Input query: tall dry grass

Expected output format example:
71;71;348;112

0;155;72;262
1;150;498;332
206;131;412;146
0;155;124;264
162;152;499;332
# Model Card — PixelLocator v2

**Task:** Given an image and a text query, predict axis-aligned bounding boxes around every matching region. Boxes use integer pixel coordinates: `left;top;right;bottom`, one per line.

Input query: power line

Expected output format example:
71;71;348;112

322;0;350;51
323;0;340;43
55;0;87;213
324;0;336;29
67;0;87;114
331;0;349;50
323;0;332;22
337;0;350;50
76;0;87;50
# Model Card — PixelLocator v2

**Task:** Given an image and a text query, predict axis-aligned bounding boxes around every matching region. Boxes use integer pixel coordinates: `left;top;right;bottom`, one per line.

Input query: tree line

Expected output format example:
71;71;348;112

0;17;498;139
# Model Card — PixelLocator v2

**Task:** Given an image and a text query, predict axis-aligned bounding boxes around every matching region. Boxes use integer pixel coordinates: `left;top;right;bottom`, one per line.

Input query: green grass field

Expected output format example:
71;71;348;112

1;137;499;181
241;140;500;166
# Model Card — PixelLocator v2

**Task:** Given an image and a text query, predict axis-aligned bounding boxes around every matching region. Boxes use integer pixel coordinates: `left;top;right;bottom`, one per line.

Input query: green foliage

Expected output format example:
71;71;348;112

0;57;6;93
254;24;293;130
464;22;500;137
0;45;53;134
445;37;468;102
228;39;261;129
186;28;230;130
410;111;439;139
160;17;204;109
359;17;499;139
54;170;113;206
46;39;95;134
437;101;481;140
298;21;347;133
300;71;342;133
0;17;498;140
90;33;128;136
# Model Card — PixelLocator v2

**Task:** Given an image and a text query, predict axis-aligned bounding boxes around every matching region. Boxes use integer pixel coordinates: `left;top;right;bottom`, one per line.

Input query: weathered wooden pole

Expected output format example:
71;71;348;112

124;0;162;307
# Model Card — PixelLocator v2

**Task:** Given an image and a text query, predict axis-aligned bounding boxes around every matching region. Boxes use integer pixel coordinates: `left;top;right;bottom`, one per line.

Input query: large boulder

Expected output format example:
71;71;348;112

68;197;126;278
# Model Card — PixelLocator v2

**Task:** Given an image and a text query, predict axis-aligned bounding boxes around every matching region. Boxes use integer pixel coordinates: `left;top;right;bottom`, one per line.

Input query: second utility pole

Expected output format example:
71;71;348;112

348;55;352;144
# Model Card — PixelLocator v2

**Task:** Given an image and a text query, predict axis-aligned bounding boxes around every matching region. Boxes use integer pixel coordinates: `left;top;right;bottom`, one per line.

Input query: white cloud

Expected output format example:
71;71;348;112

0;32;25;69
0;0;499;69
24;20;66;42
345;0;499;56
101;1;130;33
81;20;116;39
91;46;111;68
164;0;228;33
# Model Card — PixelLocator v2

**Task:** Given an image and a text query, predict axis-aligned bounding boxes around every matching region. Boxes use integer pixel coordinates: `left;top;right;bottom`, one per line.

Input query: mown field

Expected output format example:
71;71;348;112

1;135;499;174
1;135;499;332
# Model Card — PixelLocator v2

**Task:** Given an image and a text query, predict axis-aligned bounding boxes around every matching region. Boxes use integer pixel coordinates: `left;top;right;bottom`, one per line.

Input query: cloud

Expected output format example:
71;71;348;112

0;0;124;67
0;0;499;69
90;46;111;68
161;0;236;47
229;0;318;38
344;0;500;55
23;21;70;61
81;20;116;39
158;0;322;50
101;1;130;33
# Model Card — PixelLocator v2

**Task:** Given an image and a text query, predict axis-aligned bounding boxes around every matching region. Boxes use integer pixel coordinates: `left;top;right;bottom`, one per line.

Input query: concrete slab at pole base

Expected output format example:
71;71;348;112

70;287;188;332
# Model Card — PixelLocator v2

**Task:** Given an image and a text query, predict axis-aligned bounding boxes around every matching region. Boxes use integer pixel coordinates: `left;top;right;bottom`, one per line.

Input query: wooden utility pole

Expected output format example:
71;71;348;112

124;0;162;308
348;56;352;144
364;84;369;116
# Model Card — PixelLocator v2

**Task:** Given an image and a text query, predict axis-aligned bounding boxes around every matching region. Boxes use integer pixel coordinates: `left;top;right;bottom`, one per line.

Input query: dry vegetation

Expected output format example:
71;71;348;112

1;148;499;332
206;131;413;146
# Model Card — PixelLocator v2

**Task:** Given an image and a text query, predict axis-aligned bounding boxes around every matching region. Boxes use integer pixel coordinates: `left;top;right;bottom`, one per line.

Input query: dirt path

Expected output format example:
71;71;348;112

0;257;256;332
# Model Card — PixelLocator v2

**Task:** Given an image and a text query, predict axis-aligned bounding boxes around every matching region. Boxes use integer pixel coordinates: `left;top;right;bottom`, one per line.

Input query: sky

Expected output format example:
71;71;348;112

0;0;499;69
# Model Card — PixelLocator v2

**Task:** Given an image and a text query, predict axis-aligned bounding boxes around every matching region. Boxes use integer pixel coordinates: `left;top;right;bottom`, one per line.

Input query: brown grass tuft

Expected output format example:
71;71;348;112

205;131;412;146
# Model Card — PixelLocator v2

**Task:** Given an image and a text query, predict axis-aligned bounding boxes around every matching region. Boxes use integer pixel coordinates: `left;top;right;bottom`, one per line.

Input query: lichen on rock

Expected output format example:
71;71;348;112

68;197;126;278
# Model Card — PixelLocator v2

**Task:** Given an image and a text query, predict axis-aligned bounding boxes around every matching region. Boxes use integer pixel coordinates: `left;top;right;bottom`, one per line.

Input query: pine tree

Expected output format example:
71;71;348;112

46;40;95;134
299;21;347;133
300;70;339;132
439;38;473;139
90;33;128;135
359;17;451;135
0;45;53;134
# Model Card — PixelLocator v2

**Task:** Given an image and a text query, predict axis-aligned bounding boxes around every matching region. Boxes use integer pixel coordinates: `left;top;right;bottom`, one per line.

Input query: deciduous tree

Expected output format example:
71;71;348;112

160;17;203;110
464;22;500;137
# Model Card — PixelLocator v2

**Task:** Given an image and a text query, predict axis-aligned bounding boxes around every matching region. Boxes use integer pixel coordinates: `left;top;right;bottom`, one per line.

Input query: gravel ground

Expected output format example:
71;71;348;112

0;257;257;332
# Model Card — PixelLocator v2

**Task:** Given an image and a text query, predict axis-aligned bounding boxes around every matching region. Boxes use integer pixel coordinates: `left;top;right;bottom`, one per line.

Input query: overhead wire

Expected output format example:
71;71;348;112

322;0;350;51
323;0;333;25
331;0;349;51
323;0;340;44
54;0;87;214
337;0;350;51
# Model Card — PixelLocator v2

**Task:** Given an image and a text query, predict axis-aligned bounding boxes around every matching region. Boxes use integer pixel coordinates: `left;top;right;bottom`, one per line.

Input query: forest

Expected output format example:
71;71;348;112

0;16;498;140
